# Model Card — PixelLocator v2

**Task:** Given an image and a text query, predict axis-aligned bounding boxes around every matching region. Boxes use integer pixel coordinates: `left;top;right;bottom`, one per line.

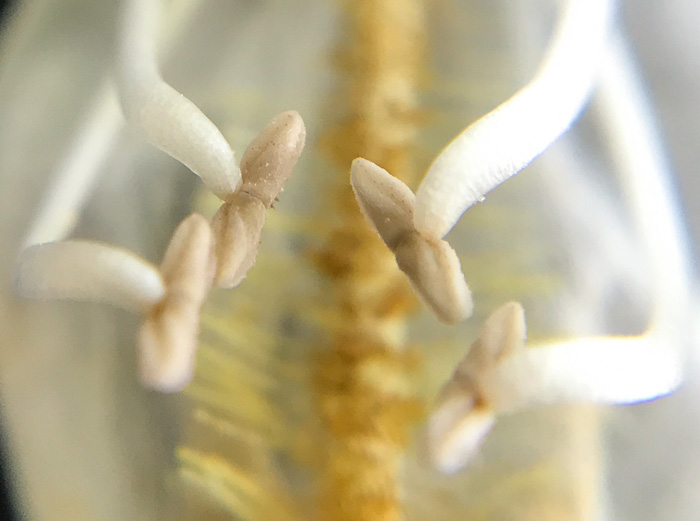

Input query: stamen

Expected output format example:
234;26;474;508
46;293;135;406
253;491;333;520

350;0;611;320
426;29;694;476
211;111;306;288
139;213;215;392
428;303;681;475
16;5;306;393
118;0;241;199
15;241;165;313
350;158;472;323
427;302;524;474
488;336;680;411
414;0;612;239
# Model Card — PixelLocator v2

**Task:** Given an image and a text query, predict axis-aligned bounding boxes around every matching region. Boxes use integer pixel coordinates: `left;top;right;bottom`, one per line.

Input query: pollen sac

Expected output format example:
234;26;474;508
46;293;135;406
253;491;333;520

211;193;266;288
239;110;306;207
394;232;472;324
138;213;215;392
350;157;415;249
427;393;495;475
457;301;527;378
350;157;472;324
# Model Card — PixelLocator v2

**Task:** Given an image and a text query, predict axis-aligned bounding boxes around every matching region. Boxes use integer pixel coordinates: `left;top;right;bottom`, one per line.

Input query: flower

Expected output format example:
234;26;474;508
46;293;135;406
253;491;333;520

0;1;696;521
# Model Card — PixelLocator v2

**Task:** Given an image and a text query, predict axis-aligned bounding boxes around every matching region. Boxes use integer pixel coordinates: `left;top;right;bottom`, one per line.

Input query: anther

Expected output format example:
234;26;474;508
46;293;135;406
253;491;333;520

350;158;472;323
139;213;215;392
211;111;306;288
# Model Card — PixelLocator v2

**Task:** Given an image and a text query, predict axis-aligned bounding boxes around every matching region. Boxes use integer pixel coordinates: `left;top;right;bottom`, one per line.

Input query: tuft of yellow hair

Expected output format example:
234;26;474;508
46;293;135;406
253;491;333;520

177;2;602;521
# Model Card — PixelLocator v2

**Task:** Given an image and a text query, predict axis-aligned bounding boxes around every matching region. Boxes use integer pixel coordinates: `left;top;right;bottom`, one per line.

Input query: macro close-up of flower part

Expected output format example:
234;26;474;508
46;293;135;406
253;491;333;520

0;1;699;521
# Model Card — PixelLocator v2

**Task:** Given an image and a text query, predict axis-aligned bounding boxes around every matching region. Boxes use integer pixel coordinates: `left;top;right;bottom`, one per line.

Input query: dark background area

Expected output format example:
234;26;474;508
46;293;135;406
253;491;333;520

0;0;13;30
0;1;24;519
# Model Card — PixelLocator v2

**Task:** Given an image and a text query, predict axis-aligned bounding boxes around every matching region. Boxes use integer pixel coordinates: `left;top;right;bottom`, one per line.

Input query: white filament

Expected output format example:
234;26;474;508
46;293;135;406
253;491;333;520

21;84;122;249
16;241;165;313
492;36;692;411
489;336;681;411
414;0;611;239
597;36;691;338
118;0;241;198
21;0;207;248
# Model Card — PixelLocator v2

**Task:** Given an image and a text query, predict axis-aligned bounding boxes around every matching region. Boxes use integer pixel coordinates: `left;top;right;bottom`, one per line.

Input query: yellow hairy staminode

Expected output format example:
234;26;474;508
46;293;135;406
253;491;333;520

177;2;601;521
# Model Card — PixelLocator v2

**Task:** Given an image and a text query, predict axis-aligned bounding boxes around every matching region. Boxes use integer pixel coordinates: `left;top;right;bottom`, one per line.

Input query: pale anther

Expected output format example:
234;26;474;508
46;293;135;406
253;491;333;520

211;111;306;288
211;192;266;289
427;302;524;474
139;213;215;392
351;158;472;324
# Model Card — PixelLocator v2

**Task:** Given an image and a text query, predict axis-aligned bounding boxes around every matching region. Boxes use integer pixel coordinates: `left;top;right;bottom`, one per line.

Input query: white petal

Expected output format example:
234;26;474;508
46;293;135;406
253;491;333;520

15;241;165;312
414;0;612;238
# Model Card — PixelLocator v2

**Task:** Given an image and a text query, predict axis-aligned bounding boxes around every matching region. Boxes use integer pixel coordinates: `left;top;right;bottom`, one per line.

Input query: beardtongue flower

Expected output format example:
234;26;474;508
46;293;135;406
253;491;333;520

0;1;696;521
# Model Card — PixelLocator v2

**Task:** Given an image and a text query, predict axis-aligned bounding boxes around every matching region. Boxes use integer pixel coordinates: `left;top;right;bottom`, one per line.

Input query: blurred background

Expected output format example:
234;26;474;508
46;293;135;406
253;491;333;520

0;1;698;521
